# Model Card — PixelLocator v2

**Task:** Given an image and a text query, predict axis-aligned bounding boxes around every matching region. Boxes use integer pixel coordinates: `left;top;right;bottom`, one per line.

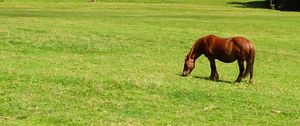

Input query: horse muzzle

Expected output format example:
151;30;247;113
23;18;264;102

182;71;190;76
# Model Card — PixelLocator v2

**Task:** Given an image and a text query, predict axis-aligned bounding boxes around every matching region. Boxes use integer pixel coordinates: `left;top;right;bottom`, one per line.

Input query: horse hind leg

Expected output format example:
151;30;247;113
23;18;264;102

249;58;254;84
235;60;244;83
243;56;255;84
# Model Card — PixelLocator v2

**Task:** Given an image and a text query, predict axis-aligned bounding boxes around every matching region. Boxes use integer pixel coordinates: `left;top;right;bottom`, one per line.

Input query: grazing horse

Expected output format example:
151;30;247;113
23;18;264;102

182;35;256;83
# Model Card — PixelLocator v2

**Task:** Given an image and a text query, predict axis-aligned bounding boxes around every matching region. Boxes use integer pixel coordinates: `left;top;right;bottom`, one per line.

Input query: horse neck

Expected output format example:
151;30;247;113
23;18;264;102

188;43;202;61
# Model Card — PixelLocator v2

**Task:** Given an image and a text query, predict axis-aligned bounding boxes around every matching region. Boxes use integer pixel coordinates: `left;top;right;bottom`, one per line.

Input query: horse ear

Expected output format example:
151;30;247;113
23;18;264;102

184;55;188;61
183;56;187;62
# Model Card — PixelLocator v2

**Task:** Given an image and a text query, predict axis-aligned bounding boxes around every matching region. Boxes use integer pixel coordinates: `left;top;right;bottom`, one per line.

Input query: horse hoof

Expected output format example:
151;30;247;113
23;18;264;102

209;76;219;81
249;79;254;84
234;80;241;84
210;77;218;81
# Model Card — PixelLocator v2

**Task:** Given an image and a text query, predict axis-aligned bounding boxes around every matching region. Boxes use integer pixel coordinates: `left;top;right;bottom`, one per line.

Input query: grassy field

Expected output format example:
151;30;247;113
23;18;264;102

0;0;299;125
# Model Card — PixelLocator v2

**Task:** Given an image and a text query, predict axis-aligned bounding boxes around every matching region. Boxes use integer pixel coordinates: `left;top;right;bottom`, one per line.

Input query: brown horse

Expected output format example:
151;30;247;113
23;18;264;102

182;35;256;83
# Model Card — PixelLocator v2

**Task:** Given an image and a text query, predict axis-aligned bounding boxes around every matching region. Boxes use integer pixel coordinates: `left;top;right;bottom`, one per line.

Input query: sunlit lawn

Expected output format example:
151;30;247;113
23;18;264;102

0;0;299;125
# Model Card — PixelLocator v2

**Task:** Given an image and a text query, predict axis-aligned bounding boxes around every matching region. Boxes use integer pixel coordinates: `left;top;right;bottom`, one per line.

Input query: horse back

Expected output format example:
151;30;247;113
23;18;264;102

203;35;254;62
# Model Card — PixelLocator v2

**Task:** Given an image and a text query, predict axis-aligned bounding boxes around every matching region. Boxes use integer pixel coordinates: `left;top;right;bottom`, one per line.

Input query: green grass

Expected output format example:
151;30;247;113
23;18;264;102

0;0;299;125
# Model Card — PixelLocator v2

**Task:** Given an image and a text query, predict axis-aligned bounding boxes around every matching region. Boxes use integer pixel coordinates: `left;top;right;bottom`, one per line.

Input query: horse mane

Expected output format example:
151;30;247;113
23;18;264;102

188;44;196;59
187;36;208;59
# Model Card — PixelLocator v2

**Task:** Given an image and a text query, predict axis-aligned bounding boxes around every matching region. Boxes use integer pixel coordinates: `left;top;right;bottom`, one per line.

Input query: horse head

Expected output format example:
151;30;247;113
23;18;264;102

182;55;195;76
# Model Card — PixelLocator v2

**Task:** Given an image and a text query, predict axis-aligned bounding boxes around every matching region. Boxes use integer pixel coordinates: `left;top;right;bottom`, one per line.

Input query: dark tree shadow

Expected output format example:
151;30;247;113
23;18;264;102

227;1;267;9
228;1;300;11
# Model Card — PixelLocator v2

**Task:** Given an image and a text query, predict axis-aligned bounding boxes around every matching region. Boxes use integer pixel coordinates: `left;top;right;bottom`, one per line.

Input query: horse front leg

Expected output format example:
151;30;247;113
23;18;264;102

209;58;219;81
235;60;244;83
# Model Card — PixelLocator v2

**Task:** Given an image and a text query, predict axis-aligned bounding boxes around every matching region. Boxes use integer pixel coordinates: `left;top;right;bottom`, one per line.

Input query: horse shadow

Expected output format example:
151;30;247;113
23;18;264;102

178;74;233;84
192;76;233;84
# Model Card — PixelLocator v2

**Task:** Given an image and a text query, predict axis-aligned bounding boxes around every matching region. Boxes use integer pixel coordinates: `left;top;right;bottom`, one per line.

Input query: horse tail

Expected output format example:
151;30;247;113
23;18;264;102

243;43;256;78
